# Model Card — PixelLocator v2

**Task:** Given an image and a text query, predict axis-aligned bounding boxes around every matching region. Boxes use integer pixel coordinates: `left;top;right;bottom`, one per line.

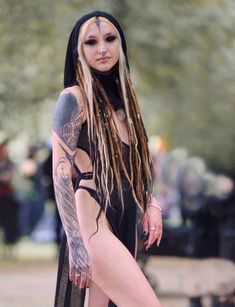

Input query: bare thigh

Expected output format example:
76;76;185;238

75;188;162;307
86;282;109;307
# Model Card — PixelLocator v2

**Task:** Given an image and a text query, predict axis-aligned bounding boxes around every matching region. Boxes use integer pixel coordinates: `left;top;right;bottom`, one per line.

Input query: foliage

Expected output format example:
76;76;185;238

125;0;235;173
0;0;234;173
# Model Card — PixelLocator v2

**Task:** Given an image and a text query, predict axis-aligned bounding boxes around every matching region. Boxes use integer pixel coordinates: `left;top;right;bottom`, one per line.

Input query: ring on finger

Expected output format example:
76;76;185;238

150;226;156;231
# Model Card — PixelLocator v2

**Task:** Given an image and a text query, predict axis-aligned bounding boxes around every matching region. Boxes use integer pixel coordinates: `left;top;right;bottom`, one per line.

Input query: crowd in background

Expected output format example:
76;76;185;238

0;136;234;259
148;135;235;263
148;136;235;307
0;139;61;255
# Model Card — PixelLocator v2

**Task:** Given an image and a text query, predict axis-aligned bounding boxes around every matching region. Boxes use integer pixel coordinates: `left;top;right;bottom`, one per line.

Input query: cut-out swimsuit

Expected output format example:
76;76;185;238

54;121;137;307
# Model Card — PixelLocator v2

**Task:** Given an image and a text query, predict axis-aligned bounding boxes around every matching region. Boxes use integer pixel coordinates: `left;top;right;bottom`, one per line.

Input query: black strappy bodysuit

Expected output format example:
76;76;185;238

54;71;137;307
74;120;137;249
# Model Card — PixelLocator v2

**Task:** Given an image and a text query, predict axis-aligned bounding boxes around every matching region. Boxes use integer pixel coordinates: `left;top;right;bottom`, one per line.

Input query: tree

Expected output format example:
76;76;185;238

0;0;234;172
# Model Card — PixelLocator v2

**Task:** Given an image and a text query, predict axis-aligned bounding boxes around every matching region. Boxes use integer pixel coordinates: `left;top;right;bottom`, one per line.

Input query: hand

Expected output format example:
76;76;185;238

142;196;163;250
68;238;92;289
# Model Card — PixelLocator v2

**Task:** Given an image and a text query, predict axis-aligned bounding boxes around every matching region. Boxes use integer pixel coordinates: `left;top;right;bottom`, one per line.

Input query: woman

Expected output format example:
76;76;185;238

52;11;162;307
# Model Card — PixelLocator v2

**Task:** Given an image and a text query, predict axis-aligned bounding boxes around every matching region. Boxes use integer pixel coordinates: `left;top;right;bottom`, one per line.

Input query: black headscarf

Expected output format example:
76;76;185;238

64;10;129;88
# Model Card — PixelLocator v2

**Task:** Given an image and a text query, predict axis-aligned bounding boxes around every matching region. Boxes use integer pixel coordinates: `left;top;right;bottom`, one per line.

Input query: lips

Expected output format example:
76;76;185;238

97;57;110;63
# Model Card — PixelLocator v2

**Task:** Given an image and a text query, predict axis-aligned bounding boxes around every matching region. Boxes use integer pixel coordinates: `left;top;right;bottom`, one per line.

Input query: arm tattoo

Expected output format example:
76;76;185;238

54;157;79;238
54;157;88;266
59;144;76;167
53;91;89;267
53;92;84;151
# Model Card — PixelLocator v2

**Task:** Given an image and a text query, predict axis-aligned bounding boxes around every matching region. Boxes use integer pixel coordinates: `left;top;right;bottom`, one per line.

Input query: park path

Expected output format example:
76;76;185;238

0;260;190;307
0;239;211;307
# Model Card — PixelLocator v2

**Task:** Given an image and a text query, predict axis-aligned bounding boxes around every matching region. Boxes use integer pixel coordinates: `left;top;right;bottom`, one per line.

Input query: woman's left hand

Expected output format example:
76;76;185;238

142;196;163;250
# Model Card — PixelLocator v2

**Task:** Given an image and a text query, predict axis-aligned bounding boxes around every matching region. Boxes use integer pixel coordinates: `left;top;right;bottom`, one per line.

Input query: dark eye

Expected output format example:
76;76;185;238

83;39;97;46
106;35;117;43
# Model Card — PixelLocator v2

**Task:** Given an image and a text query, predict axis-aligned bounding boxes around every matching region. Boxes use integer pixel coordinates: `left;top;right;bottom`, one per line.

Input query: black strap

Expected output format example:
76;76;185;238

76;185;101;204
79;172;93;180
74;164;93;180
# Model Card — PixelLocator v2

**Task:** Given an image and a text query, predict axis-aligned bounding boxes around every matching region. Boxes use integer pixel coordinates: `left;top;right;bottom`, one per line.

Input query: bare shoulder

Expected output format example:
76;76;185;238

58;85;86;122
53;85;85;150
60;85;84;104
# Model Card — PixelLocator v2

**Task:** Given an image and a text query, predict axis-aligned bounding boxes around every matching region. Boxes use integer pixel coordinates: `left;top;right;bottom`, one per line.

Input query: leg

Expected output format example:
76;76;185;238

75;189;162;307
88;282;109;307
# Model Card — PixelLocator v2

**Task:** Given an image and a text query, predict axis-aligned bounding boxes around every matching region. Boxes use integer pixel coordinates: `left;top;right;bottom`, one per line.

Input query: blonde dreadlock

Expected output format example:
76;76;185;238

76;17;153;222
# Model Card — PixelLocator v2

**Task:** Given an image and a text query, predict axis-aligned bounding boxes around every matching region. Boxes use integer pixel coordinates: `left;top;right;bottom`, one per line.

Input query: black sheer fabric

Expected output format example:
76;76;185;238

54;120;137;306
54;235;85;307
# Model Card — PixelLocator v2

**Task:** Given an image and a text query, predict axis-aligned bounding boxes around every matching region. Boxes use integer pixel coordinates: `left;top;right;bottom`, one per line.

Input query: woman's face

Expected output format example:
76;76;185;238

82;20;120;72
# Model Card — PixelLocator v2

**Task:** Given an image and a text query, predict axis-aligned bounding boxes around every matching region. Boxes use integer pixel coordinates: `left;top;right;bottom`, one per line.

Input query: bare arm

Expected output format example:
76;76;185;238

52;90;91;288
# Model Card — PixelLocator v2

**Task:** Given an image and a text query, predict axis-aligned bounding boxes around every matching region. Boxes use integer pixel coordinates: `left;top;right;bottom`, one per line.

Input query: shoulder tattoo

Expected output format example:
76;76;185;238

53;92;84;151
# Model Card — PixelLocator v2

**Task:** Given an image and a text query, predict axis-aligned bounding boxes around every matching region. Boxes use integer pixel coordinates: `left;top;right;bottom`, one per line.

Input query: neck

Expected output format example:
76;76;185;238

92;68;113;76
92;67;124;111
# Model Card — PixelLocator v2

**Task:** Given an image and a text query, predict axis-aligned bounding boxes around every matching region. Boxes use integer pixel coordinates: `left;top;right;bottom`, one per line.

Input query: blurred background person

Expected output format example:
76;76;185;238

41;143;62;248
207;175;235;307
18;145;44;237
0;139;19;257
179;158;219;307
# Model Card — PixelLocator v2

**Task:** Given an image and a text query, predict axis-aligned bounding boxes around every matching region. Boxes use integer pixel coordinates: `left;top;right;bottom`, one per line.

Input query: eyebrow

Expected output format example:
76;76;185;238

86;32;116;39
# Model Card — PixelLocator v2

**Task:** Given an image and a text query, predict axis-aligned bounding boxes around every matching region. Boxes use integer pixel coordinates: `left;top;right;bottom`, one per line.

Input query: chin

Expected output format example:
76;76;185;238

92;60;117;73
95;64;113;72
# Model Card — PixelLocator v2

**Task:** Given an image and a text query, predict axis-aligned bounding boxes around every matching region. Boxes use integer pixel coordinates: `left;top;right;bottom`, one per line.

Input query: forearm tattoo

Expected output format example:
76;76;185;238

54;159;79;238
54;158;88;267
53;92;88;267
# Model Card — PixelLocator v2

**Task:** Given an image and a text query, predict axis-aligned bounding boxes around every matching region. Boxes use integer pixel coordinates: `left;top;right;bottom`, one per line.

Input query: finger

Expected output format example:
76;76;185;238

86;266;92;288
85;270;92;288
85;273;90;288
149;225;162;247
79;272;87;289
150;233;158;246
147;229;157;249
144;240;148;248
157;231;163;247
143;214;148;234
87;277;93;288
75;273;81;287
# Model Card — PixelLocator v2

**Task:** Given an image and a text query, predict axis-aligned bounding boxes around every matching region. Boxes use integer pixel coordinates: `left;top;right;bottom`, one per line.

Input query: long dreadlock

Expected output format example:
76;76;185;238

76;17;153;228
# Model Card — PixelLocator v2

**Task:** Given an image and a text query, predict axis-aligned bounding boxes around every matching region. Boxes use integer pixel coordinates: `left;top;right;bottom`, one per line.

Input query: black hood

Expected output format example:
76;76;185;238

64;10;129;88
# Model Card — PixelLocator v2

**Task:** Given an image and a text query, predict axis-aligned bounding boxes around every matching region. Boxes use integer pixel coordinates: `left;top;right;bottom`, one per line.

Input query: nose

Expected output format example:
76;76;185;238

98;42;107;55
